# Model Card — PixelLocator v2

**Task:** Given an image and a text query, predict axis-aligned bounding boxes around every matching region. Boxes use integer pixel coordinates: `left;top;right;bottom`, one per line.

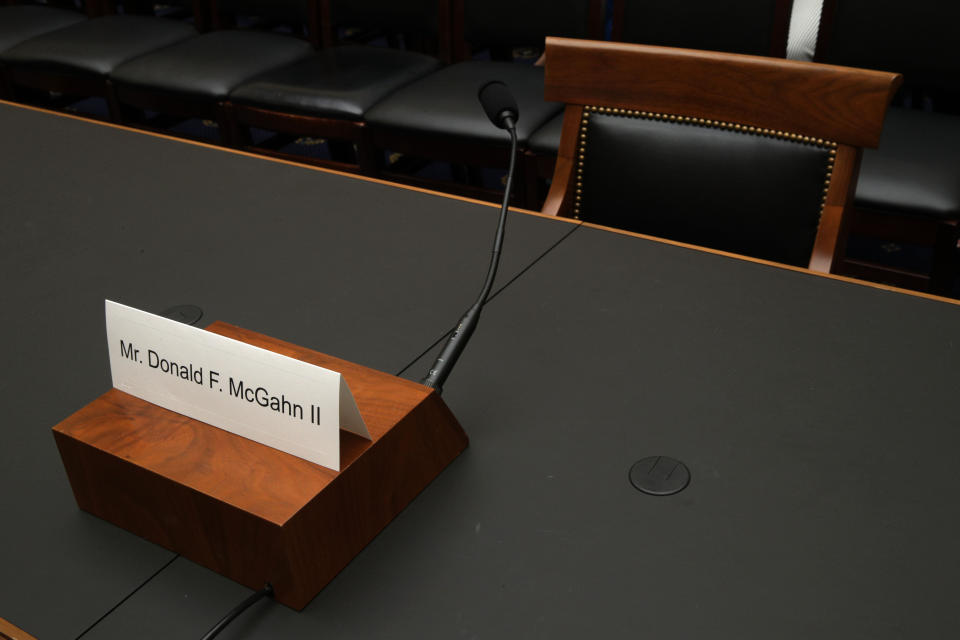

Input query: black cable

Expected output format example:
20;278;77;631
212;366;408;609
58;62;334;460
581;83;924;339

200;583;274;640
395;222;580;380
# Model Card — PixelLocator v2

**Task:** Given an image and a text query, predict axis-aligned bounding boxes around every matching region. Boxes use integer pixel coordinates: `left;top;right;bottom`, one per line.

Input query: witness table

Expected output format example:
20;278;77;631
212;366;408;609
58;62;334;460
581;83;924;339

0;101;573;638
2;101;958;639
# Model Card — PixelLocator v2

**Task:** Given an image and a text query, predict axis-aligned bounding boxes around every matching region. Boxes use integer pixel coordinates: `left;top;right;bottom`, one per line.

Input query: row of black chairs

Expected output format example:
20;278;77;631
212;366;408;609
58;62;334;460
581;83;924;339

0;1;791;200
1;1;958;293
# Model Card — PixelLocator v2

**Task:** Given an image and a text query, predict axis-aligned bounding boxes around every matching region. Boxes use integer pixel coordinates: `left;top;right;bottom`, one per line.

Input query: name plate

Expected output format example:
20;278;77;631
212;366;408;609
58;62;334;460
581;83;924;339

104;300;369;471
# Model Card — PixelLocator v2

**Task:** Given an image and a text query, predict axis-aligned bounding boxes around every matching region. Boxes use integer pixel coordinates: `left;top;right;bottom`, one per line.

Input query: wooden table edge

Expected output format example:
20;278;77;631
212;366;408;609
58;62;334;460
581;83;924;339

0;617;38;640
5;99;957;308
0;99;558;218
577;220;960;307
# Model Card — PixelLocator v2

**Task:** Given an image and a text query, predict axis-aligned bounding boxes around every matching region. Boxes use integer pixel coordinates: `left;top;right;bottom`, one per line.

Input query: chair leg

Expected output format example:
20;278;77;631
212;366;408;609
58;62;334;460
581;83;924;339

219;102;251;148
836;208;960;294
466;165;484;187
328;139;357;164
0;68;11;101
106;80;143;124
215;102;243;147
512;152;529;209
930;220;959;295
450;163;469;184
521;151;542;210
89;0;110;16
193;1;211;32
357;126;381;176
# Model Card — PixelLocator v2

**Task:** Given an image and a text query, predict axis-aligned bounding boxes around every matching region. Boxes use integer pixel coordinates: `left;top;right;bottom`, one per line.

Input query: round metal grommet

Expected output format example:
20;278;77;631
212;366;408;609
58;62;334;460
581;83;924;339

629;456;690;496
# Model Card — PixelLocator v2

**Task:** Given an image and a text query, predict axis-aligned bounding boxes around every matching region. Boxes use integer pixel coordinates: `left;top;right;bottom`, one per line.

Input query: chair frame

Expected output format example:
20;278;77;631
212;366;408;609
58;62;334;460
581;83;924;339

837;207;959;293
2;1;203;122
2;0;100;110
104;0;325;146
541;37;902;273
368;0;604;204
813;0;960;293
223;0;451;175
524;1;794;211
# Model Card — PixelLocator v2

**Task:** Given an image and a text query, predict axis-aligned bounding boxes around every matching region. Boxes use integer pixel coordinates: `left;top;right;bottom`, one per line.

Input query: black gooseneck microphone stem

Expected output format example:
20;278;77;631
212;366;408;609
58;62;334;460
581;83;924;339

478;117;517;311
421;119;518;394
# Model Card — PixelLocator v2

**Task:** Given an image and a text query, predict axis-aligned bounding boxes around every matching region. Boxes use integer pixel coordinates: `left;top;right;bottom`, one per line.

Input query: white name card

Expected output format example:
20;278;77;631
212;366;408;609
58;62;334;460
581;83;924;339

105;300;369;471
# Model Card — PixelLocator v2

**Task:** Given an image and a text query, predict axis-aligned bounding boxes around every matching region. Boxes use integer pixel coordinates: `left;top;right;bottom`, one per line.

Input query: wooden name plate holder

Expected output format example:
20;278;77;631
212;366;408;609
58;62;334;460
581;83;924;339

52;322;468;610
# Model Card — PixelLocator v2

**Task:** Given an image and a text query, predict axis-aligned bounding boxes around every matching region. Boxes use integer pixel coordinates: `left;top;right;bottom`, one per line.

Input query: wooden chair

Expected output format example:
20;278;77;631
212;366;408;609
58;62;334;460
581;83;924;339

364;0;604;204
0;4;88;58
542;37;902;272
224;0;447;174
0;4;87;100
1;1;196;120
524;0;794;211
815;0;960;293
106;0;317;142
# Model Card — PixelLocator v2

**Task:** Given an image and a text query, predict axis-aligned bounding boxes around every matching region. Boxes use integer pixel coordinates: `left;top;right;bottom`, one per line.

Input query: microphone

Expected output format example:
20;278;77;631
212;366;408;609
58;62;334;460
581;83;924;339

478;80;519;130
421;82;520;394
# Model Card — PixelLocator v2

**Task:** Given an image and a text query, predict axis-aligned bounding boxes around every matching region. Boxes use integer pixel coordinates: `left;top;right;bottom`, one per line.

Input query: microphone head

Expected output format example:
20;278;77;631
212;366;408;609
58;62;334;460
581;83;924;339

478;81;519;129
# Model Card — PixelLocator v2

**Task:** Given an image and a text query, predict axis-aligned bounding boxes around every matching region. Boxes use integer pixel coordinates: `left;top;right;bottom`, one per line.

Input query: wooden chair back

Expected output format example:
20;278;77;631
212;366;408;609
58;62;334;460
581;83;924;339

542;37;902;271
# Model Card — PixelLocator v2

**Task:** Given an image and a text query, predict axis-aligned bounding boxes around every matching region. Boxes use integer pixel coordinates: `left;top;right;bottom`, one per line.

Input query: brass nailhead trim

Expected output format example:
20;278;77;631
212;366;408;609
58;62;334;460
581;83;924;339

574;105;838;222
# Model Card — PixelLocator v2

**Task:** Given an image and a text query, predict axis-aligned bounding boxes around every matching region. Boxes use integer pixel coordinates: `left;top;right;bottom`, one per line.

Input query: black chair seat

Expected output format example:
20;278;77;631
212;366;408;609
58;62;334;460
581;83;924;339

0;6;86;55
526;112;563;154
365;61;562;145
230;45;441;120
111;30;313;101
2;16;194;77
856;107;960;221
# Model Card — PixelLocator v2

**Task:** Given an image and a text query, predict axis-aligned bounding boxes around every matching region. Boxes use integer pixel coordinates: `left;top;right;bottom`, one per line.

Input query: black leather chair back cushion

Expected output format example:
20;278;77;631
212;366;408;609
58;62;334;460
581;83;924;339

216;0;309;22
579;111;834;267
465;0;593;51
26;0;82;9
618;0;782;56
332;0;440;38
819;0;960;97
121;0;192;13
